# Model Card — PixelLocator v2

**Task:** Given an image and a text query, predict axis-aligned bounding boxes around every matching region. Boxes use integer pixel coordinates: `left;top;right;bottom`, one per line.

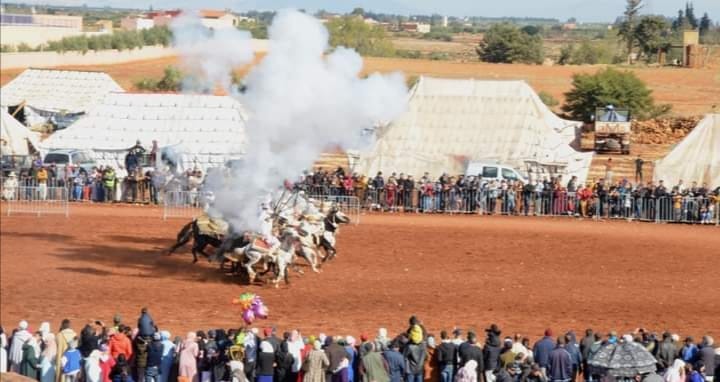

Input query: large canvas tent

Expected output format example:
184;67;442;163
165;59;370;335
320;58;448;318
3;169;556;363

653;113;720;187
1;108;40;156
40;93;248;171
355;77;593;182
0;68;124;129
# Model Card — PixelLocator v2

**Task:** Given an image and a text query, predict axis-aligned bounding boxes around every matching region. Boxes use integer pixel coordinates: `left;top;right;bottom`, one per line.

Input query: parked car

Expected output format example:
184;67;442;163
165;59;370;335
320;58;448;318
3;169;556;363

465;162;527;183
43;149;97;178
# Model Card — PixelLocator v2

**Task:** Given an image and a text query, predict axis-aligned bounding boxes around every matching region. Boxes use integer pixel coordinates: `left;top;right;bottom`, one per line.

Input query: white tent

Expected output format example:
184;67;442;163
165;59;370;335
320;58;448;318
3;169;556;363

40;93;248;171
355;76;593;182
0;68;124;129
653;113;720;187
1;108;40;156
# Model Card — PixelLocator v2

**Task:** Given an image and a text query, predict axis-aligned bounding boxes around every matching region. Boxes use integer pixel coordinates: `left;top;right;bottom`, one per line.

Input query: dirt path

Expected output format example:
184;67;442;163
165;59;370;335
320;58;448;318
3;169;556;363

1;204;718;339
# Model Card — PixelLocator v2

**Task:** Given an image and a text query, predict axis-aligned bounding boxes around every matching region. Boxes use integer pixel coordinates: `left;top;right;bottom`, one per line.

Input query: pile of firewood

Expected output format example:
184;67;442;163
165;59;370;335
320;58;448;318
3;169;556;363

631;116;702;144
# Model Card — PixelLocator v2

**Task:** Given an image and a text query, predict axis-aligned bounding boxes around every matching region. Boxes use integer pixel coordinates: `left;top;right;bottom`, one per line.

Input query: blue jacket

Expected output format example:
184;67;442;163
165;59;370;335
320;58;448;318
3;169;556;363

681;344;698;363
383;350;405;382
547;347;573;381
62;349;82;374
533;337;555;368
565;343;581;367
138;313;156;338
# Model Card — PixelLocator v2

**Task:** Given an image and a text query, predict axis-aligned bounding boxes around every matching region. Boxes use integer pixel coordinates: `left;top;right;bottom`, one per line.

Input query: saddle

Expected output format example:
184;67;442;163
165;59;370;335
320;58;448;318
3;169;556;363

195;214;229;239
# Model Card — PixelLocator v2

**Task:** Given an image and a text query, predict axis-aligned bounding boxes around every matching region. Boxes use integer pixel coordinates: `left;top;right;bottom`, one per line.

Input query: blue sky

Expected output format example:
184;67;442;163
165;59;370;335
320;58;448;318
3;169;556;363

20;0;720;22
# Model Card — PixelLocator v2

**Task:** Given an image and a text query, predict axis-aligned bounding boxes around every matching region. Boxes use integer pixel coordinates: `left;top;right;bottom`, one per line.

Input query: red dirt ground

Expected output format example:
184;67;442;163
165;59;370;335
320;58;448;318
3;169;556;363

1;203;718;340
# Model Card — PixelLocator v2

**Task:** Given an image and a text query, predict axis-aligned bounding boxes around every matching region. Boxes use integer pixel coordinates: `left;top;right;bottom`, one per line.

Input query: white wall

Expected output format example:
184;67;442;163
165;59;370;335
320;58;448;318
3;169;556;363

1;25;85;47
0;40;269;70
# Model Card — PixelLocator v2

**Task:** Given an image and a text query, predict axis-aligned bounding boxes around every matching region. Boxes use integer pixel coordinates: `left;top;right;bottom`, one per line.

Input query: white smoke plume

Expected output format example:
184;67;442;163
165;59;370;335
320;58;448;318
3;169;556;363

171;12;255;91
176;10;408;231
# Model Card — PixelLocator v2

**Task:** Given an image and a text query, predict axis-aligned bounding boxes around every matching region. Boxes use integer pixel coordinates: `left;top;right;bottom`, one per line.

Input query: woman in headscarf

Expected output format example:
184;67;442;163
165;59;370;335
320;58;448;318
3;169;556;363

0;326;8;373
303;341;329;382
344;337;357;382
179;332;200;382
423;336;439;382
85;349;103;382
455;360;477;382
39;322;58;382
160;331;176;382
663;359;685;382
20;331;42;379
257;341;277;382
10;320;32;372
56;319;76;382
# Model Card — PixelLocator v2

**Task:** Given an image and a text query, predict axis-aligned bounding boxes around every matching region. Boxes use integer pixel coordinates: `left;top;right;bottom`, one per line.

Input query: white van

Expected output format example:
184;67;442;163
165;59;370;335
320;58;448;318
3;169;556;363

464;162;527;183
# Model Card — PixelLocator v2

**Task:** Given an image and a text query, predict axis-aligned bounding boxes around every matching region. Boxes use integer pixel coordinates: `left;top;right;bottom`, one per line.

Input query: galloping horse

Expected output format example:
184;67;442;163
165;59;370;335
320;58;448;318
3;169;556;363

318;208;351;262
167;220;223;263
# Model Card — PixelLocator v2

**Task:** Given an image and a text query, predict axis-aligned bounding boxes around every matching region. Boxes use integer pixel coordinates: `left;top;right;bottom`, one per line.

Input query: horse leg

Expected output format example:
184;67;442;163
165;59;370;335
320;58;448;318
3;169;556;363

300;246;318;273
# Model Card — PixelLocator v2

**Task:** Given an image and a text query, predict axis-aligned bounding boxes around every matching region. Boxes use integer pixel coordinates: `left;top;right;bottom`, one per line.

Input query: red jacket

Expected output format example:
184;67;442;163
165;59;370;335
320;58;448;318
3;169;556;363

109;333;133;360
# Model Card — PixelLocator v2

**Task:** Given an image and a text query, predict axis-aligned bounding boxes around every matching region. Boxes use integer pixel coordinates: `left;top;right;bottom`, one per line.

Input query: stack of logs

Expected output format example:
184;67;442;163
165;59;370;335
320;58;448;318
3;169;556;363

631;116;702;144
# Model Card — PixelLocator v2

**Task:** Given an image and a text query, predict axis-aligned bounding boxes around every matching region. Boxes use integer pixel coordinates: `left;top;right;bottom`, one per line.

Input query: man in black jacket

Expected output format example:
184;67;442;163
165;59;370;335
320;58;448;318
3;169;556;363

404;338;426;382
146;332;164;382
484;324;503;382
437;331;458;382
459;331;485;382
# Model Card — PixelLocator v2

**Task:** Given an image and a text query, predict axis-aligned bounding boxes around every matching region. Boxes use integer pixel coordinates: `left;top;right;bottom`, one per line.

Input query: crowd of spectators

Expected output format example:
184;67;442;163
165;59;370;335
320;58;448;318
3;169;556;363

291;168;719;224
2;158;719;224
1;312;718;382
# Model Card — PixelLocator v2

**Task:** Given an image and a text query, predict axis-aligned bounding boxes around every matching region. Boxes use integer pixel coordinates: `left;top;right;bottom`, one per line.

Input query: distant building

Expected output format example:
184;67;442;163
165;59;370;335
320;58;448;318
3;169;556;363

120;16;155;31
0;10;85;47
562;22;577;30
442;15;448;27
95;20;113;32
197;9;238;29
146;9;238;29
400;22;431;33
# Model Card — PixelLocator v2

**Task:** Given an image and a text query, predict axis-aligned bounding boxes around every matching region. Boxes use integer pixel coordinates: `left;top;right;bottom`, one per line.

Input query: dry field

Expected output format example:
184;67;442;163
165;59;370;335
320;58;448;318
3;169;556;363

1;204;719;338
2;52;719;116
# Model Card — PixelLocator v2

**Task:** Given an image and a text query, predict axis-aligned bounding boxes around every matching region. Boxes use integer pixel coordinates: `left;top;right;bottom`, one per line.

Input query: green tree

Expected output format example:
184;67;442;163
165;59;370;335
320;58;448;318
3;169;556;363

635;16;670;60
699;13;711;36
571;41;602;64
673;9;688;31
476;23;544;64
562;68;658;122
326;16;395;57
521;25;541;36
617;0;644;62
685;1;698;29
351;7;365;17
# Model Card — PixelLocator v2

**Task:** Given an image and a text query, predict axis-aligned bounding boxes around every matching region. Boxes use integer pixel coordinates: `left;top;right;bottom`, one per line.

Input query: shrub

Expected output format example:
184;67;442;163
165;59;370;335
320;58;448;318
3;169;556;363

539;91;559;107
562;67;662;122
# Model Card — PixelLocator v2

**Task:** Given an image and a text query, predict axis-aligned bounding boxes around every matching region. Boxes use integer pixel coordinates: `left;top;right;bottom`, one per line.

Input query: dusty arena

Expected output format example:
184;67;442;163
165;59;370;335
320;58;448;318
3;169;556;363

1;204;718;338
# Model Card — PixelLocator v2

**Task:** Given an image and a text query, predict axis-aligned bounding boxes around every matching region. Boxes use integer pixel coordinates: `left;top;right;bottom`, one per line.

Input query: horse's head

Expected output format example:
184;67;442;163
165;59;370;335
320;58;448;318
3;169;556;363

331;210;351;224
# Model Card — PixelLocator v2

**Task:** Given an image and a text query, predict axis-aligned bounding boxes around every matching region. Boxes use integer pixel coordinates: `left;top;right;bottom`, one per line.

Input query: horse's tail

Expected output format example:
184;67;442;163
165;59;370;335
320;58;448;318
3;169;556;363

168;221;193;255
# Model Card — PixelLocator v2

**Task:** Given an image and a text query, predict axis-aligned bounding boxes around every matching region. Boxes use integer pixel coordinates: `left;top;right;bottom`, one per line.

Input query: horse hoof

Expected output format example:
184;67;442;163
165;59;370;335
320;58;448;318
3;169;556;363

192;259;198;264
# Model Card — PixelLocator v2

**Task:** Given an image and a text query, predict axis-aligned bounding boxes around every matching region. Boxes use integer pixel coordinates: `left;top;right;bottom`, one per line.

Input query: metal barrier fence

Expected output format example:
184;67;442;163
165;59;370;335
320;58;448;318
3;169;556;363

307;194;361;225
360;188;586;217
162;190;210;220
5;186;69;217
